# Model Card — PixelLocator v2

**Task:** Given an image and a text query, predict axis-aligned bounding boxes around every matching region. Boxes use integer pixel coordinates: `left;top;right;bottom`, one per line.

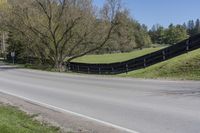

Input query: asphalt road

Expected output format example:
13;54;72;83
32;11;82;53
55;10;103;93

0;64;200;133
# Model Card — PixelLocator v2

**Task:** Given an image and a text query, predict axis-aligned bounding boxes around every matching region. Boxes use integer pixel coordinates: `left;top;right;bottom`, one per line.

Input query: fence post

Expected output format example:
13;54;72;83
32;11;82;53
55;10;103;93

68;63;71;72
77;66;79;72
99;67;101;75
162;51;166;60
64;62;68;72
186;40;190;51
87;67;90;74
144;58;146;68
112;67;114;74
126;64;129;74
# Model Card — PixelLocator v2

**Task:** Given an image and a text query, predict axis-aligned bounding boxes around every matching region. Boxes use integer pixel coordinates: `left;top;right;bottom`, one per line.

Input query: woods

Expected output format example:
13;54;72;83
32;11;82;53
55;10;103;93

149;19;200;45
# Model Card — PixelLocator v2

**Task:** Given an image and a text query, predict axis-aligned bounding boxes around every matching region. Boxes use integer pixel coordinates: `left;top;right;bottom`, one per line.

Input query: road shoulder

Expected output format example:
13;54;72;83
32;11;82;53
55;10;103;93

0;92;127;133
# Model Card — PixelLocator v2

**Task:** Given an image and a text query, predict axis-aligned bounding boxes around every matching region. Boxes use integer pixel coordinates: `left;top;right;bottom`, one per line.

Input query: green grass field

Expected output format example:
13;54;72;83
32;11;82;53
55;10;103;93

72;47;163;64
120;49;200;80
0;105;61;133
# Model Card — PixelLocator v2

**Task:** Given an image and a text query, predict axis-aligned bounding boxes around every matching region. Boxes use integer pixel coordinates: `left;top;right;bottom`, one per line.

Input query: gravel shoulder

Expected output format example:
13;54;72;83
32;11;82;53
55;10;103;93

0;92;126;133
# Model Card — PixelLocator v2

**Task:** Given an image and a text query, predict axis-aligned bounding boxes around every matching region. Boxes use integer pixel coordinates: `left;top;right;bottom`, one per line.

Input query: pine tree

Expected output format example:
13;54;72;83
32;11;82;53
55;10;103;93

187;20;195;36
149;24;165;44
194;19;200;35
183;22;187;29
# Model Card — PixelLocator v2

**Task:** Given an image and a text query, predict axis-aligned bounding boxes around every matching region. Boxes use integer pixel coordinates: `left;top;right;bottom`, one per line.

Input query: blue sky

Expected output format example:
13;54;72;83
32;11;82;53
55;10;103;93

93;0;200;28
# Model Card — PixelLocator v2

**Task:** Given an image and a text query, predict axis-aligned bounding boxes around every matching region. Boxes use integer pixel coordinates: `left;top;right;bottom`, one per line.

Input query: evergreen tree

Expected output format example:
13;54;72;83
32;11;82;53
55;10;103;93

182;19;200;36
149;24;165;44
183;22;187;29
187;20;195;35
194;19;200;34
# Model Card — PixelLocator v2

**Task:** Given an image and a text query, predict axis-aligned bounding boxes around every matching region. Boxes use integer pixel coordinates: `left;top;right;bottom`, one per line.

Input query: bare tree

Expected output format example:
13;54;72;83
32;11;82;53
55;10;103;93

4;0;122;71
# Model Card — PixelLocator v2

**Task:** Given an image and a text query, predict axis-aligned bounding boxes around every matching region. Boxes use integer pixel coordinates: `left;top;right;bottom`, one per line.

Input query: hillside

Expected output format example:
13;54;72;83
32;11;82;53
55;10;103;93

72;47;163;64
120;49;200;80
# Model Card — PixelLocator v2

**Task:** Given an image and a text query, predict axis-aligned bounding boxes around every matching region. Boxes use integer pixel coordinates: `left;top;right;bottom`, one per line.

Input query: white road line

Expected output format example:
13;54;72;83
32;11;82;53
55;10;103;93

0;90;140;133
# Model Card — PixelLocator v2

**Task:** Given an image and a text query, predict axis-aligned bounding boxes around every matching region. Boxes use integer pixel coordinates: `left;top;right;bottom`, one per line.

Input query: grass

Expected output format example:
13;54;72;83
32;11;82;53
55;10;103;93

120;49;200;80
0;105;62;133
72;47;163;64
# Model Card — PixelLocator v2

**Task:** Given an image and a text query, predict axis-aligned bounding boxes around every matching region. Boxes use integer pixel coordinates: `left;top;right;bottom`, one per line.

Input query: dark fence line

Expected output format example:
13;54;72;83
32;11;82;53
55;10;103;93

6;56;52;65
67;33;200;74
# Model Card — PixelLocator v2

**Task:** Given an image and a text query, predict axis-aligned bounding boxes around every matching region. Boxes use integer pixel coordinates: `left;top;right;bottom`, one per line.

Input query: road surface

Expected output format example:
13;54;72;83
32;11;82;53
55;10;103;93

0;64;200;133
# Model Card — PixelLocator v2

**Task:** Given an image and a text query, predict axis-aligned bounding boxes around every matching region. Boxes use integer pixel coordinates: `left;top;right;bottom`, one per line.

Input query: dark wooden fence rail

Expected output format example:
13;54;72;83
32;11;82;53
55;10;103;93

67;33;200;74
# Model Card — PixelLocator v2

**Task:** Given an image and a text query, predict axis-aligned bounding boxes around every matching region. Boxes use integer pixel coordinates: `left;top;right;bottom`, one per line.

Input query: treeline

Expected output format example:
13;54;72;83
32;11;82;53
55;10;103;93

183;19;200;36
149;19;200;44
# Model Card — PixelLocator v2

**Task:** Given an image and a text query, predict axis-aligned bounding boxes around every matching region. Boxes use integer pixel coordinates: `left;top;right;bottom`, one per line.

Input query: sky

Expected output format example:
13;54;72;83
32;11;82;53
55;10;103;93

93;0;200;28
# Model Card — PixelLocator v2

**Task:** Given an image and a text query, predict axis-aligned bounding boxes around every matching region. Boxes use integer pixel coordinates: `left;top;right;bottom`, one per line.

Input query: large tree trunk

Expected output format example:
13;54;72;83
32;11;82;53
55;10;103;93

54;59;65;72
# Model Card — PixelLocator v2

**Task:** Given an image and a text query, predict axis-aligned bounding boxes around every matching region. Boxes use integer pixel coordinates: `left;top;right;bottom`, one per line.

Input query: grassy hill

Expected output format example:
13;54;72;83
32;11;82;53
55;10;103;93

72;47;163;64
120;49;200;80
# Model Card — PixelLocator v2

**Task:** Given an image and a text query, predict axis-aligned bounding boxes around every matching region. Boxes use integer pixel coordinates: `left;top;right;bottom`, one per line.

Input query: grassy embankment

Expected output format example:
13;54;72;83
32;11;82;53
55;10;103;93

120;49;200;80
0;105;63;133
72;47;162;64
